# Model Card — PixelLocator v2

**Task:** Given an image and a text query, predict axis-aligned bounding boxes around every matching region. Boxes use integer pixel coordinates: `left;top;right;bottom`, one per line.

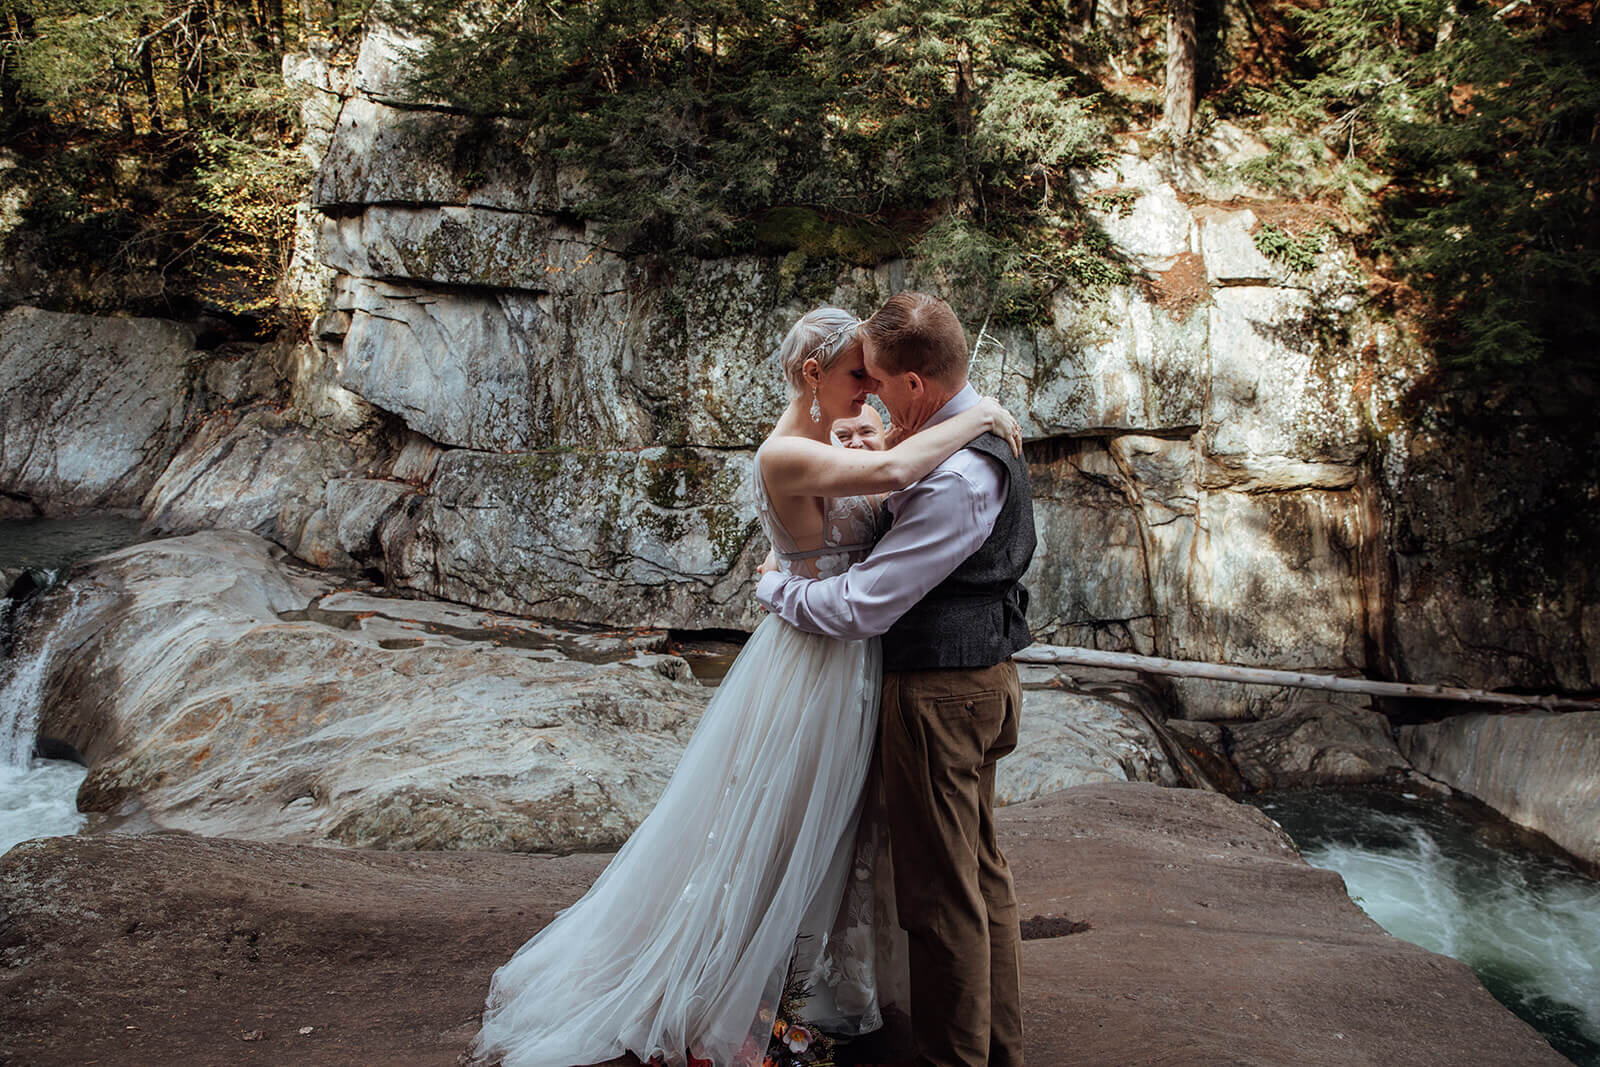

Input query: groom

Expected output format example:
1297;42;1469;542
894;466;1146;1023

757;291;1036;1067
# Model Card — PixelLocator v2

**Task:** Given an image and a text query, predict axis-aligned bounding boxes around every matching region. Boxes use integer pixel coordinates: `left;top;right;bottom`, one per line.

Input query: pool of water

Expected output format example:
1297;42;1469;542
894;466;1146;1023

0;514;148;573
1252;786;1599;1066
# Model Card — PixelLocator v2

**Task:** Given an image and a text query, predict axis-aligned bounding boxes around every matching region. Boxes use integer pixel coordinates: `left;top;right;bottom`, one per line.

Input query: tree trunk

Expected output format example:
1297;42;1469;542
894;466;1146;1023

1013;644;1600;712
117;88;137;136
0;7;37;119
138;23;164;134
182;0;213;124
1161;0;1197;138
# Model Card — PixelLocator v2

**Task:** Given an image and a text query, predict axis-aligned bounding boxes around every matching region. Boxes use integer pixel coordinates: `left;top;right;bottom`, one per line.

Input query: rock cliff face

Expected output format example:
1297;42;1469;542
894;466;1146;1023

0;309;201;517
0;22;1594;722
258;28;1422;719
1399;712;1600;868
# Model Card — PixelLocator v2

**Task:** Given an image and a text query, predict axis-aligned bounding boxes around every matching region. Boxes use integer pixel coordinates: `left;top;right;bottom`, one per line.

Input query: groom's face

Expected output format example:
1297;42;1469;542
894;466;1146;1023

862;338;912;429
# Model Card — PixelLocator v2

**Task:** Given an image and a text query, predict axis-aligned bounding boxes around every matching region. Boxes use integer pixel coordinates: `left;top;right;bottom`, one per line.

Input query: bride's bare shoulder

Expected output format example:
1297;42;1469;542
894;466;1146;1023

756;434;827;477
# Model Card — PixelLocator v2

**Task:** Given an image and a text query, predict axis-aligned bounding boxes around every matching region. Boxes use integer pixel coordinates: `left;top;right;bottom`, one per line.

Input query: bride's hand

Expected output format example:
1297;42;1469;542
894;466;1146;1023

977;396;1024;457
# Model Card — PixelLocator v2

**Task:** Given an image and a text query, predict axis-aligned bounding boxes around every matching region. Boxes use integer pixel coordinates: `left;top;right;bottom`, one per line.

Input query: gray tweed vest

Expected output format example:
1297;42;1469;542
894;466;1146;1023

881;432;1036;672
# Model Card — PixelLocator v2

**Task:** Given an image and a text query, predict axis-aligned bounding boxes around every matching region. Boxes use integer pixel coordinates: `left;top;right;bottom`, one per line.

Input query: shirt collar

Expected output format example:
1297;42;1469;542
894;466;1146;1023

921;383;979;430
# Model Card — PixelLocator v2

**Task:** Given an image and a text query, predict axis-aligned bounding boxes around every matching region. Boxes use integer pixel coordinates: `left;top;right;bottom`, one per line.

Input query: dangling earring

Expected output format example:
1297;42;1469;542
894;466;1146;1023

809;386;822;423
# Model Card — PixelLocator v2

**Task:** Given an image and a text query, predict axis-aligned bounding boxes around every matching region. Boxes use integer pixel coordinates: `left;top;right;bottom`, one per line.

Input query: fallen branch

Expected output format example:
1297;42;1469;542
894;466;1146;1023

1014;644;1599;712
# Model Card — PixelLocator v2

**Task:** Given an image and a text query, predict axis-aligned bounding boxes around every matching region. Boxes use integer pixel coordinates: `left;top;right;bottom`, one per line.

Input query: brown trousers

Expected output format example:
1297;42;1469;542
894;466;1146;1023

880;660;1024;1067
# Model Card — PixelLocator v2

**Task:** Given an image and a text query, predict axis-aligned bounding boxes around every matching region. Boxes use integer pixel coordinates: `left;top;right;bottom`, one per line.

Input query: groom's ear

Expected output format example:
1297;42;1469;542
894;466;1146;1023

904;371;925;396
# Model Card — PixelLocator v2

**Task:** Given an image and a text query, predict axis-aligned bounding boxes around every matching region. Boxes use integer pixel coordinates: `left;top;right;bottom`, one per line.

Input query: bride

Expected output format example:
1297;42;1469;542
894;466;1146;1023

471;306;1023;1067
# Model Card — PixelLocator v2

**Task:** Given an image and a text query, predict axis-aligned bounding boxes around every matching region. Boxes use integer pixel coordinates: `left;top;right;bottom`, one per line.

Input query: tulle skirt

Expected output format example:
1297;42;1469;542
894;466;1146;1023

472;615;892;1067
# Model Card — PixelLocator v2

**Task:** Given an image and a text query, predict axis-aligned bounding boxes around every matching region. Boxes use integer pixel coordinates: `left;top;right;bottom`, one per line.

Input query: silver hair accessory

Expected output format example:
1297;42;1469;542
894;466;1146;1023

810;386;822;423
806;322;857;364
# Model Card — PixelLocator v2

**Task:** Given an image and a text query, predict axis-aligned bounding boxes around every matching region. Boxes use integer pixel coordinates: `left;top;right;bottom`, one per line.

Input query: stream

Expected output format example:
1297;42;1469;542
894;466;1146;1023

1253;787;1600;1066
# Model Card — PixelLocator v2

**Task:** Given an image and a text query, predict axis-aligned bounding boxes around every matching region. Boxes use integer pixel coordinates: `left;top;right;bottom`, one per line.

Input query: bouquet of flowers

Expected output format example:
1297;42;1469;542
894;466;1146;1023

760;972;836;1067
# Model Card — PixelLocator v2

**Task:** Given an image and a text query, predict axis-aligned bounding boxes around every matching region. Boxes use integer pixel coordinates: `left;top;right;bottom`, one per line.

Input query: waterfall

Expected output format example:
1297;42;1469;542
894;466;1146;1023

0;587;90;855
1;587;81;768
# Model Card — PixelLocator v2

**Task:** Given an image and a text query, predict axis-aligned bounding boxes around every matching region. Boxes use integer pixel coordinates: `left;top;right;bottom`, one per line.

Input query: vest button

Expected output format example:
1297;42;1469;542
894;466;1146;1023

964;701;975;711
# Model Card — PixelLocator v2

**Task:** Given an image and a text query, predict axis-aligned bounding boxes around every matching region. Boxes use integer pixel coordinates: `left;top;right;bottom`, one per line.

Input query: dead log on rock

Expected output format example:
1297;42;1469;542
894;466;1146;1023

1015;643;1599;711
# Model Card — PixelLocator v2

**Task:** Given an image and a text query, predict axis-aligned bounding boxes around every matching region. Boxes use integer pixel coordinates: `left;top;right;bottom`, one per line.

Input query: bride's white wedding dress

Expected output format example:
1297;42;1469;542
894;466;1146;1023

472;449;903;1067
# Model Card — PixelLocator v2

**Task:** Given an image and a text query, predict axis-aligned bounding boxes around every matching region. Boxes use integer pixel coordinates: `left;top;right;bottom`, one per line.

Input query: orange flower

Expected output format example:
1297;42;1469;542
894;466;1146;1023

772;1019;788;1039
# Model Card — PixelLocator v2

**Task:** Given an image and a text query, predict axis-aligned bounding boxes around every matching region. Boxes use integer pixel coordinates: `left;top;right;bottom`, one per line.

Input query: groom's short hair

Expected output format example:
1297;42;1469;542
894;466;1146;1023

862;292;968;384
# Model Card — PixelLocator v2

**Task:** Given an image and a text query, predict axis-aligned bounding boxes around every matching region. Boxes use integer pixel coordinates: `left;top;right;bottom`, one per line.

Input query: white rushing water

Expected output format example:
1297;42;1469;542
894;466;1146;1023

0;518;150;859
0;758;87;855
1;573;93;856
1;586;82;766
1;585;89;857
1257;788;1600;1066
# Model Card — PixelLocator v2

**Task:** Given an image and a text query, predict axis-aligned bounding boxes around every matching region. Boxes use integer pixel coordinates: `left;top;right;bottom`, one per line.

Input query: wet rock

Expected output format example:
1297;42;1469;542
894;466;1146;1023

1398;711;1600;868
1160;718;1249;794
0;784;1566;1066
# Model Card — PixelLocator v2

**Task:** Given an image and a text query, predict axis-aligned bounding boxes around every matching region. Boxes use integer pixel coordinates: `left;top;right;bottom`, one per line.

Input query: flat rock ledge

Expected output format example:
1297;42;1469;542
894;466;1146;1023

0;783;1564;1067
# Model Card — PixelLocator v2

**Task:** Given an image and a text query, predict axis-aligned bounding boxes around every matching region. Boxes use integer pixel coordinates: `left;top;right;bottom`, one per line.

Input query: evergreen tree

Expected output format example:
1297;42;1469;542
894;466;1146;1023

1256;0;1600;371
390;0;1115;323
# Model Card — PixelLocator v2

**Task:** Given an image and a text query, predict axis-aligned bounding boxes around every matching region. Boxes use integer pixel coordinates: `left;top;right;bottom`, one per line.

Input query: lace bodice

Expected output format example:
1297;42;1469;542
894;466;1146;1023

753;444;883;579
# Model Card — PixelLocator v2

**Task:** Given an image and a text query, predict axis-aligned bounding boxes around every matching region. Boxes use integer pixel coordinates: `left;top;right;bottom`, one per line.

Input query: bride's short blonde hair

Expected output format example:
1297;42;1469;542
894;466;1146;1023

777;307;861;396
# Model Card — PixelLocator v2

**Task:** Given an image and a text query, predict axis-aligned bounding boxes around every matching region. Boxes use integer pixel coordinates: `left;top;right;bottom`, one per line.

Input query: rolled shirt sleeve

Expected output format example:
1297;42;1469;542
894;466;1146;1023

756;449;1006;640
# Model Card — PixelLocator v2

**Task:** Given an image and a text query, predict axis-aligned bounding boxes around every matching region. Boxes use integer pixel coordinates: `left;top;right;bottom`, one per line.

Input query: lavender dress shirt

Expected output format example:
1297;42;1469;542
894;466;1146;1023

755;385;1007;640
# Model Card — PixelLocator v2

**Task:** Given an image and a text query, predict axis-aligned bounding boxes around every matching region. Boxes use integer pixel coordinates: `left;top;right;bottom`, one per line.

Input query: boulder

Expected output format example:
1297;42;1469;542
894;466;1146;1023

0;308;197;514
25;531;707;852
0;784;1566;1066
141;407;389;566
1398;711;1600;868
1217;701;1411;790
999;666;1180;801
